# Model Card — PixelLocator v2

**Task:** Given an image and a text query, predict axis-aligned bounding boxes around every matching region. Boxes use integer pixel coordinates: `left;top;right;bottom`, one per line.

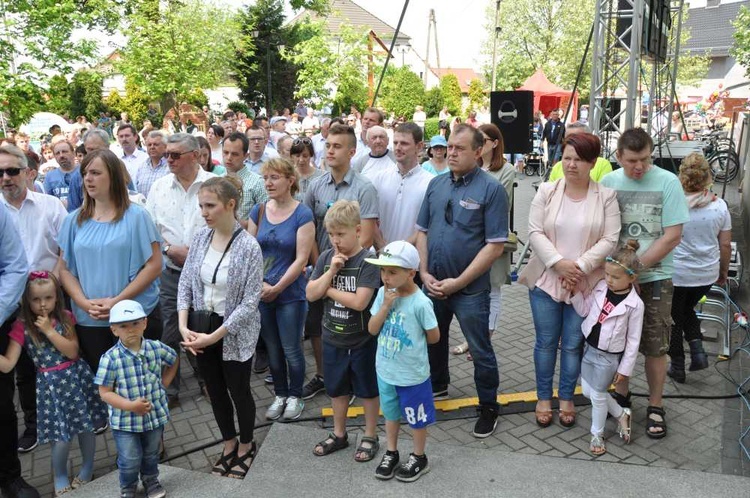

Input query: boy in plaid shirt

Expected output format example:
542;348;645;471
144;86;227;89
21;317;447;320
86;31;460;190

95;300;179;498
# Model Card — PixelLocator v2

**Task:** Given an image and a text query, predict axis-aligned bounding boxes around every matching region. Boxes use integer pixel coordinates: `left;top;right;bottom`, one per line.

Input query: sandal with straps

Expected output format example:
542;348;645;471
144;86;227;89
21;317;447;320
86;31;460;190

646;405;667;439
535;407;553;428
354;436;380;462
211;442;238;476
589;435;606;456
313;432;349;456
558;409;576;428
451;342;469;355
617;407;632;444
226;441;257;480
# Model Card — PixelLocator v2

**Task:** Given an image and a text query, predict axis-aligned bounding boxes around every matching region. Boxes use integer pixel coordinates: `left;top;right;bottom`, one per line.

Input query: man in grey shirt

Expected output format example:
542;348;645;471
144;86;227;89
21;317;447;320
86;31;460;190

301;123;379;399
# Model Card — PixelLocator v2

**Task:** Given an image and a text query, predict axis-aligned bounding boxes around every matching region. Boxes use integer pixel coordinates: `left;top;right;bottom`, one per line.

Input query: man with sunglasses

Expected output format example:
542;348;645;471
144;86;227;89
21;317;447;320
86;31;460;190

146;133;216;407
415;124;508;439
1;145;67;456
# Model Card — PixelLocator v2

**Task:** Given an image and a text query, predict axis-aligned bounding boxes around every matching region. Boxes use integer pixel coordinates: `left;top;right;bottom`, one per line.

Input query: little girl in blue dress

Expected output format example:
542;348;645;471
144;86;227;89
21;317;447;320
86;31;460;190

0;271;107;496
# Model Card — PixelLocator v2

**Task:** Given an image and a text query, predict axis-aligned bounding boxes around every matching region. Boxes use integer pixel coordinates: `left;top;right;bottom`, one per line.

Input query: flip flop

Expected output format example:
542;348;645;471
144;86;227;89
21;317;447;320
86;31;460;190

451;343;469;355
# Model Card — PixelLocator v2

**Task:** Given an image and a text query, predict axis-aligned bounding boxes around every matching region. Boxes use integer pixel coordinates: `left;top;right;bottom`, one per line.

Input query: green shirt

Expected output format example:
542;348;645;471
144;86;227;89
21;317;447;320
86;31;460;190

548;157;614;183
600;166;689;284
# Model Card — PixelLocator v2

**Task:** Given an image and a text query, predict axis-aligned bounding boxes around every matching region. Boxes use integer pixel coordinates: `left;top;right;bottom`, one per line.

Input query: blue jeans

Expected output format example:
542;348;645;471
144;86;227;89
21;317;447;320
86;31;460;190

260;300;307;398
529;287;584;401
428;289;499;408
112;426;164;491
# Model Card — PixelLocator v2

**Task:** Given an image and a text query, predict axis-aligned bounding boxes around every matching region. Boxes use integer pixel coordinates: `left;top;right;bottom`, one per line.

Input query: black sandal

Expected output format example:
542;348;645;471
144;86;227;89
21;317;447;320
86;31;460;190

354;436;380;462
211;442;238;476
646;406;667;439
313;432;349;456
226;441;257;479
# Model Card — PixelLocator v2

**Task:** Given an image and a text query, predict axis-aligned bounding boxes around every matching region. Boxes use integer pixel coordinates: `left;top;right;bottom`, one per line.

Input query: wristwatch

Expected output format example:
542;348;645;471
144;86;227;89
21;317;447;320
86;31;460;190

162;244;171;256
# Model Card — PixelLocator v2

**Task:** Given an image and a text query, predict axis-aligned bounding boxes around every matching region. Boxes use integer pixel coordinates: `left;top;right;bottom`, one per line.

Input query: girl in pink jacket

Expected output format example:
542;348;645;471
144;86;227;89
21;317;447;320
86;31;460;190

571;240;644;456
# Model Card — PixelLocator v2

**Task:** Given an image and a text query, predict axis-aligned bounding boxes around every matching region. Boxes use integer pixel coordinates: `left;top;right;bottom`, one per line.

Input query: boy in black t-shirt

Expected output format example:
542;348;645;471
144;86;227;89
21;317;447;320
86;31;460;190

306;200;381;462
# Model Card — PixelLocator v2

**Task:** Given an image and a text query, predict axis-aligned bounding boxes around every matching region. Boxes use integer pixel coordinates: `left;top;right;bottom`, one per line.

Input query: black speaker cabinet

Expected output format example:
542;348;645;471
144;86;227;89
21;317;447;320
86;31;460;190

490;90;533;154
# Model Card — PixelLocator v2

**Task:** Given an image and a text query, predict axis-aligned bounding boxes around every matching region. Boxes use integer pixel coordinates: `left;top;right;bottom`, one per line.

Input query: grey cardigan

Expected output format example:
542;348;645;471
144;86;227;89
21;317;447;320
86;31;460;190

177;223;263;362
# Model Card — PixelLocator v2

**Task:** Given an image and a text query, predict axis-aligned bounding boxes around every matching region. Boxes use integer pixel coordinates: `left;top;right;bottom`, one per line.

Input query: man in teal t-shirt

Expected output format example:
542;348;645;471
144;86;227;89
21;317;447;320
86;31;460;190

600;128;689;441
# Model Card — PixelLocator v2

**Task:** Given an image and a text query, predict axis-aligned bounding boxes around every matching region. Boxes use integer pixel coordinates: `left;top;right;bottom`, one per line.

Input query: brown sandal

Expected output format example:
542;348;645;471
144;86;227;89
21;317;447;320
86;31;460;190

559;409;576;428
535;408;553;427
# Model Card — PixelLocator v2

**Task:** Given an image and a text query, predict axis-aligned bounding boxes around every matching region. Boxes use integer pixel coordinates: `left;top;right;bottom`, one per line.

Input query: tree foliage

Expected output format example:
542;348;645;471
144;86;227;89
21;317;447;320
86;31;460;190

481;0;594;95
0;0;119;126
424;87;444;117
440;75;463;116
731;6;750;79
44;75;72;117
380;67;426;119
233;0;313;114
105;89;124;116
122;82;151;128
674;5;710;88
118;0;237;112
286;20;378;115
70;71;105;121
468;78;487;111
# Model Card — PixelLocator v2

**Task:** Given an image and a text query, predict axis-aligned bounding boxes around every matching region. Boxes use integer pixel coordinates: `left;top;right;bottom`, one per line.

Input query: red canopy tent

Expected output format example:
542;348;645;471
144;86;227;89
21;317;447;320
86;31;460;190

517;69;578;122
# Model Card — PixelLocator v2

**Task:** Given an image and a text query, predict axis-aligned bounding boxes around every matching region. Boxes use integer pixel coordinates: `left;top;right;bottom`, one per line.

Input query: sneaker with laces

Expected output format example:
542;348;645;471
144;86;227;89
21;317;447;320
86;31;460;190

18;433;38;453
302;375;325;400
432;388;449;401
265;396;287;420
142;477;166;498
282;396;304;421
375;450;400;480
472;405;499;438
395;453;429;482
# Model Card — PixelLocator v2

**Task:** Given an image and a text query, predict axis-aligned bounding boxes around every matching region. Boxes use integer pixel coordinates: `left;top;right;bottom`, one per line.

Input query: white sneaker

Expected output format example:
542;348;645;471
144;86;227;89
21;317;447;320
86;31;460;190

282;396;304;421
265;396;287;420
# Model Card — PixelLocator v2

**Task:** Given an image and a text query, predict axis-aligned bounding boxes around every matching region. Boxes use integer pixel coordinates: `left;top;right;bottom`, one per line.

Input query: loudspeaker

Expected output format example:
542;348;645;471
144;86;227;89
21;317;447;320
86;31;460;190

490;90;533;154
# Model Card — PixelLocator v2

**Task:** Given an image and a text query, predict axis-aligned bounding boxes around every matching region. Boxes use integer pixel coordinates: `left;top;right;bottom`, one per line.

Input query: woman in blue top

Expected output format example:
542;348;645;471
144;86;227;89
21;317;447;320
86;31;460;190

421;135;449;176
58;149;163;374
248;158;315;422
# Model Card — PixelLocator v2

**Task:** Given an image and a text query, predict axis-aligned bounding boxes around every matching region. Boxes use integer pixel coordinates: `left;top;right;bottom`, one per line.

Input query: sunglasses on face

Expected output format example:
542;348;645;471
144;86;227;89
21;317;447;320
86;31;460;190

0;167;25;177
166;150;195;160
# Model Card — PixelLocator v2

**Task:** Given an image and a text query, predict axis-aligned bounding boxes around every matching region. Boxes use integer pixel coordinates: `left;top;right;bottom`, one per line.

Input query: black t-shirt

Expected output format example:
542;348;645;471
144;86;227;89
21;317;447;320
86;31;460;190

311;247;380;349
586;289;629;350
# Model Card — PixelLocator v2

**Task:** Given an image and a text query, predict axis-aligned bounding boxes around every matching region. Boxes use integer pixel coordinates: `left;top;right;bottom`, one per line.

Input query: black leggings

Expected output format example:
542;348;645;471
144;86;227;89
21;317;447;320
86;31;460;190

77;304;163;373
669;284;713;360
196;339;256;444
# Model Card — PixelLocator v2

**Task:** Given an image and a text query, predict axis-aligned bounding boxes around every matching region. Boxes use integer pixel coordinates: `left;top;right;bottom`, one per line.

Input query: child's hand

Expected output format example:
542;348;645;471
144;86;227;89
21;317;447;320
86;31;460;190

330;253;348;274
34;315;55;336
130;398;152;415
613;373;628;385
382;288;398;308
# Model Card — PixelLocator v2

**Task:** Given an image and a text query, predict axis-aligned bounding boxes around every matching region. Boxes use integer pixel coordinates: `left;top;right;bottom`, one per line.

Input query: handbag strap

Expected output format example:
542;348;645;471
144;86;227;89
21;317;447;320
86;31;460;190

210;228;243;285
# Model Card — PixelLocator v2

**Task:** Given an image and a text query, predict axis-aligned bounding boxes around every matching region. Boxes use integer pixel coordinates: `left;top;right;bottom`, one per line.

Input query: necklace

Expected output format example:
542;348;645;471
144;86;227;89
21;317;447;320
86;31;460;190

94;209;115;221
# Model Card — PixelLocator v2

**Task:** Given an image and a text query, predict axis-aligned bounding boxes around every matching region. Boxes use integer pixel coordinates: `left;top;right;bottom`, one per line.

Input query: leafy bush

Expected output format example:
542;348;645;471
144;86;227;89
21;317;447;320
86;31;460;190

424;117;441;140
227;100;250;115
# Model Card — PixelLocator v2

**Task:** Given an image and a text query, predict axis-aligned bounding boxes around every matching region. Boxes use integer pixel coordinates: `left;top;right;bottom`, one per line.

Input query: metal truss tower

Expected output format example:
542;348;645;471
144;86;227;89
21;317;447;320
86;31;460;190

589;0;685;152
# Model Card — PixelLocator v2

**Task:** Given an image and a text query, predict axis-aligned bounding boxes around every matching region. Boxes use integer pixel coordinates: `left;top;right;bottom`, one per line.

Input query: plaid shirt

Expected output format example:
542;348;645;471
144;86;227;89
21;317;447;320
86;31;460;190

235;166;268;220
134;156;169;198
94;339;177;433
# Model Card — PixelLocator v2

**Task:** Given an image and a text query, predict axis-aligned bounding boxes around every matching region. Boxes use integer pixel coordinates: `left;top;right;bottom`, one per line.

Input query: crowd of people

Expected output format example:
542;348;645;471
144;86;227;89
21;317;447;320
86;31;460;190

0;98;732;496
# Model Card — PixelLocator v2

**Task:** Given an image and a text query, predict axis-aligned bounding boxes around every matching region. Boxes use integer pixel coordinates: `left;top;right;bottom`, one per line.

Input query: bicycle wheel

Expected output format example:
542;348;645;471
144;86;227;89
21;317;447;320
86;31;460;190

709;151;739;182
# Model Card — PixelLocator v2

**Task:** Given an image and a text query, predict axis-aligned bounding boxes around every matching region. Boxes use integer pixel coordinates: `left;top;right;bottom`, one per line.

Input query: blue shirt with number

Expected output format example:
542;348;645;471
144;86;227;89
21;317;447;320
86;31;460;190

370;287;437;387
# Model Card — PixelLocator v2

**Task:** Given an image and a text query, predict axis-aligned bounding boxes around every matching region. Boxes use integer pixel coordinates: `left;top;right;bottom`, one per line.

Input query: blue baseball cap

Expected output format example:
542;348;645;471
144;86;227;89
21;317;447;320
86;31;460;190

429;135;447;149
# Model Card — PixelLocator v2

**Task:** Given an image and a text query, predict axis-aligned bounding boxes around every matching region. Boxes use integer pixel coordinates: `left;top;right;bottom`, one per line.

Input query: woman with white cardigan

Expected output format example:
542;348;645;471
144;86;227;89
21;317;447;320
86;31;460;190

519;133;621;429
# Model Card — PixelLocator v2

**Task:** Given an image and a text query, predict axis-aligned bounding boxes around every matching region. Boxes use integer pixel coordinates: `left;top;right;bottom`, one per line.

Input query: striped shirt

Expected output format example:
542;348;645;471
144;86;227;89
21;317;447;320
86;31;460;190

94;339;177;433
134;156;169;198
235;166;268;220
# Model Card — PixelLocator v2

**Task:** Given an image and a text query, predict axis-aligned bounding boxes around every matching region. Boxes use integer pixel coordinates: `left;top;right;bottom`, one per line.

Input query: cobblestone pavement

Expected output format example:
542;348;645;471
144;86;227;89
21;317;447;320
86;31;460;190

17;172;750;496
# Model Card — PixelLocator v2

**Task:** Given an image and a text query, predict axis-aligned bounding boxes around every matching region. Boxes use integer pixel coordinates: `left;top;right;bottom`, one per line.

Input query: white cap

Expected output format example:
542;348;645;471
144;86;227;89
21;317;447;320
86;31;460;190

109;300;147;325
365;241;420;270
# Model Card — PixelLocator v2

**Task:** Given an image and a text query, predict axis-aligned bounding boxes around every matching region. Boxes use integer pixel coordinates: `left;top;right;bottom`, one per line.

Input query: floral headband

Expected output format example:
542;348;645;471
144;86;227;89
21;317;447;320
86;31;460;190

605;256;635;276
29;270;50;281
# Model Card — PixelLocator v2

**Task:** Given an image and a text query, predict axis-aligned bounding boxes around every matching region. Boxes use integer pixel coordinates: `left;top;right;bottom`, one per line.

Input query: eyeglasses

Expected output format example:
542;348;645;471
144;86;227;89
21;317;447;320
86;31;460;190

483;137;494;143
0;167;24;177
293;137;313;147
444;199;453;225
166;150;195;160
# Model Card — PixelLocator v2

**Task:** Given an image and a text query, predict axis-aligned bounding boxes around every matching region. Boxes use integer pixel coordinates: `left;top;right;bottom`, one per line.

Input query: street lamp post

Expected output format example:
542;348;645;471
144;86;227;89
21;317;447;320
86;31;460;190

252;30;281;116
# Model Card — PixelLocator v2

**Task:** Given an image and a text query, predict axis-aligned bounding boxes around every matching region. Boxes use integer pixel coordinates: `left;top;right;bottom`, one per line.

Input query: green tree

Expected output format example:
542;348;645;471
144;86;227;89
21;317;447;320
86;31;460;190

286;21;379;114
118;0;238;113
732;6;750;77
468;78;487;112
122;82;151;128
105;89;124;117
481;0;594;94
44;75;72;116
381;67;426;119
0;0;119;126
70;70;105;120
424;87;444;117
440;75;463;116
